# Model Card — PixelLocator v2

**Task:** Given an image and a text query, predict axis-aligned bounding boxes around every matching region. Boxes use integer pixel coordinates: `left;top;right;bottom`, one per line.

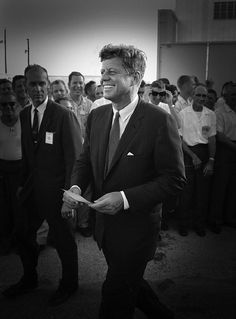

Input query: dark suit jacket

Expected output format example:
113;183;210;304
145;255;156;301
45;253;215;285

19;99;83;217
71;99;186;252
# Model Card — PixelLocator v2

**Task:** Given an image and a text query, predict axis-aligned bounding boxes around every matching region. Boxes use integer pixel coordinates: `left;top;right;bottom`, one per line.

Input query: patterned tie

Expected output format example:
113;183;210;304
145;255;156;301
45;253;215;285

32;108;39;144
107;111;120;170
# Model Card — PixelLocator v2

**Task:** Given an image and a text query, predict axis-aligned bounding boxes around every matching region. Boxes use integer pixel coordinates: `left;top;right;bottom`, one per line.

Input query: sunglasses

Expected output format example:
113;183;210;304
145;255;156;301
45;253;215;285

150;91;166;97
0;101;16;107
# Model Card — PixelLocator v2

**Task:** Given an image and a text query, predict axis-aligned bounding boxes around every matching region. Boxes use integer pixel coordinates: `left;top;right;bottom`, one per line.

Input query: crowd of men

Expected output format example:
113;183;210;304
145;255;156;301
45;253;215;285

0;43;235;318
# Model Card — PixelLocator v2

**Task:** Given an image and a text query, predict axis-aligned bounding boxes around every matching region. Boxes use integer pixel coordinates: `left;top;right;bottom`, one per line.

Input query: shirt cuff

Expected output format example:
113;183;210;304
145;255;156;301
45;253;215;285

70;185;81;194
120;191;130;210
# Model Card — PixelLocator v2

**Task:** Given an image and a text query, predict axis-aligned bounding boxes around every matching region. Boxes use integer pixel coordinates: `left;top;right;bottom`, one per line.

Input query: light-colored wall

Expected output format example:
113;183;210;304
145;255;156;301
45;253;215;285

159;42;236;94
175;0;236;42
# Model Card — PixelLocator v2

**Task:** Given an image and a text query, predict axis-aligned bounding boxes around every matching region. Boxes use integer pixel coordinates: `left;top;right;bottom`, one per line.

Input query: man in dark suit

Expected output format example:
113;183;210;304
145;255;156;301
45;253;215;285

2;64;83;306
62;44;186;319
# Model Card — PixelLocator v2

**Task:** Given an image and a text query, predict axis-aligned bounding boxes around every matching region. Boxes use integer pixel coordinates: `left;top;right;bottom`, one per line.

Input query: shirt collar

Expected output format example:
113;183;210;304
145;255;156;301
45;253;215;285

178;95;192;105
112;95;139;122
32;96;48;114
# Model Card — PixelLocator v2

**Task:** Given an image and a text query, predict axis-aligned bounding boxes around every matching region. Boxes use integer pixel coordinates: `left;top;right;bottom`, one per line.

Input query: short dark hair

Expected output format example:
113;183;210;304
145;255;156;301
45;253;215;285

0;78;12;86
84;80;96;95
12;75;25;90
166;84;178;95
207;88;217;99
158;78;170;85
177;75;192;89
151;80;165;90
222;81;236;96
68;71;84;86
24;64;49;80
140;80;146;88
99;44;147;78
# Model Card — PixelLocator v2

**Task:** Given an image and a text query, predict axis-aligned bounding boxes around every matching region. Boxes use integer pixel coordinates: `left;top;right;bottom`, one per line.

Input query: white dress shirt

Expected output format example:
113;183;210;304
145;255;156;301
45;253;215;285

174;95;192;114
179;105;216;146
72;95;139;210
31;96;48;129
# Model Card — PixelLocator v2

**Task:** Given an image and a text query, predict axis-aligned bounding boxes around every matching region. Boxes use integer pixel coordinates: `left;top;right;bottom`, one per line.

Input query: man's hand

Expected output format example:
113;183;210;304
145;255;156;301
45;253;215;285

89;192;124;215
192;154;202;169
203;160;214;176
62;186;81;209
165;89;173;106
61;202;76;219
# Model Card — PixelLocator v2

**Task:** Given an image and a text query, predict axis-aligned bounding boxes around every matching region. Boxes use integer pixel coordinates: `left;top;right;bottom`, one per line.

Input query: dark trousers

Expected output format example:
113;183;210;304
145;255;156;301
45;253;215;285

209;142;236;225
99;224;160;319
15;193;78;288
0;159;22;243
178;144;211;228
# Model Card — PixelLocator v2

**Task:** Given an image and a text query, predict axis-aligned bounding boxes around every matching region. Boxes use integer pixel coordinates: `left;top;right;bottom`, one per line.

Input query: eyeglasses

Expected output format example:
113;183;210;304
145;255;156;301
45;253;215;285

195;94;207;98
0;102;16;107
150;91;166;97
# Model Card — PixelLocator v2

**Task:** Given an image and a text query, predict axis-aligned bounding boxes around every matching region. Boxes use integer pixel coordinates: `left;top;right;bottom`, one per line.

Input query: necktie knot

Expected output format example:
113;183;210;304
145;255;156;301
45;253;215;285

114;110;120;121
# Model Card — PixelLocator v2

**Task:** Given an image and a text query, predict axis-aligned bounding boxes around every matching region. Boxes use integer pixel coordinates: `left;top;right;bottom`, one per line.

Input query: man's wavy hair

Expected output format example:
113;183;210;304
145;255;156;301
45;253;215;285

99;44;147;78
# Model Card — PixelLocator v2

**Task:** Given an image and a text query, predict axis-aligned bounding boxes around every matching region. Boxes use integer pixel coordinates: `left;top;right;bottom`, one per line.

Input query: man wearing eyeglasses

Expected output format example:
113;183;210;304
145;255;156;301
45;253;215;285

149;80;180;128
0;92;21;255
62;44;185;319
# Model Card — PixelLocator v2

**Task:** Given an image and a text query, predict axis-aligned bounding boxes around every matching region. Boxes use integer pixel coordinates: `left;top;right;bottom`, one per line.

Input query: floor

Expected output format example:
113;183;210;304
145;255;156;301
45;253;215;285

0;221;235;319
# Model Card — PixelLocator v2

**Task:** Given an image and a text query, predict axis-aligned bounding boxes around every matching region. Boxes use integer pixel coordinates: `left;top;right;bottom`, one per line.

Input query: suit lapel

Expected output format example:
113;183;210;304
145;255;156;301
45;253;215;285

105;100;145;177
35;100;53;149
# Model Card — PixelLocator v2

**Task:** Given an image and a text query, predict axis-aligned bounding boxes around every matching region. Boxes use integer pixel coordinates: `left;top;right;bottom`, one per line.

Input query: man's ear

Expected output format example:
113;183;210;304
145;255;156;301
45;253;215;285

130;71;141;86
134;71;142;85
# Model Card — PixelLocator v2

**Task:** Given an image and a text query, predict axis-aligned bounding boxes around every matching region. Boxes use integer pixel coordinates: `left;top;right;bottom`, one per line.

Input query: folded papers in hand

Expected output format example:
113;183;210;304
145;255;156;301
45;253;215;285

63;189;92;205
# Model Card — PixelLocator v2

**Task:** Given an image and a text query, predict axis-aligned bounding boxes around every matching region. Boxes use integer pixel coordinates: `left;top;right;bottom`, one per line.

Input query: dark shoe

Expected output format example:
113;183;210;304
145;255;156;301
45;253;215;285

178;226;188;236
209;223;222;234
2;277;38;299
137;280;175;319
48;282;78;307
77;226;92;237
195;227;206;237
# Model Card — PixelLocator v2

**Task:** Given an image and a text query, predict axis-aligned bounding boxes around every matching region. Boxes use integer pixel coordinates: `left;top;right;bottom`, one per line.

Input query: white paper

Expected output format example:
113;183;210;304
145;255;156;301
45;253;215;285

45;132;53;144
63;189;91;205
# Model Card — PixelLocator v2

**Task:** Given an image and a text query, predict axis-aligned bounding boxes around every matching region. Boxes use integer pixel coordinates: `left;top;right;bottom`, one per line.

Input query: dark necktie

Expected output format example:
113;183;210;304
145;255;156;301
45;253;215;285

107;111;120;170
32;108;39;143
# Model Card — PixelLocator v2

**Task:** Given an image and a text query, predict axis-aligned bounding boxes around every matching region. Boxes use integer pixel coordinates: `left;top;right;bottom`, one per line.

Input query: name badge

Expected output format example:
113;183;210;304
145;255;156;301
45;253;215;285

45;132;53;144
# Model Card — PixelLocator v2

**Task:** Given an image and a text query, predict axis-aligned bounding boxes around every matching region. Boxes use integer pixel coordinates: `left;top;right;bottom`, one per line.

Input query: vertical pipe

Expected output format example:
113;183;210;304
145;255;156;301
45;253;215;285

4;28;7;74
27;38;30;65
205;42;210;81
